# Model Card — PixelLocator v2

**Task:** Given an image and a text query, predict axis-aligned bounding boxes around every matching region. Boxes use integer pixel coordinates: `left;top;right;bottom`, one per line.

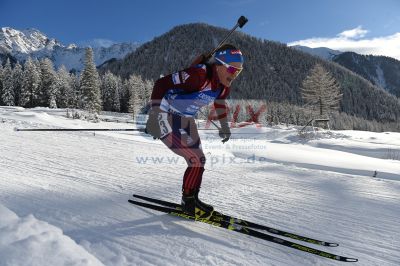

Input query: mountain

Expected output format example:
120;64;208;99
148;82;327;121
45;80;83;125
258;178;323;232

0;27;140;71
332;52;400;98
291;45;342;60
289;45;400;98
100;23;400;126
0;27;61;54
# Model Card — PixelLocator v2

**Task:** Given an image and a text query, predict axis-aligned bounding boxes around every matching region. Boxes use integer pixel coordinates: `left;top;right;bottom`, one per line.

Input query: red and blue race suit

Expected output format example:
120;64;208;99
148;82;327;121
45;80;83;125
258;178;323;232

150;63;230;192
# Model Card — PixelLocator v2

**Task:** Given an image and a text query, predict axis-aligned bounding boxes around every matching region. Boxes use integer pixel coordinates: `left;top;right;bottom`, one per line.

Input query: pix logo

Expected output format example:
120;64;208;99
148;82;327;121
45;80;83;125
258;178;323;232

206;103;267;128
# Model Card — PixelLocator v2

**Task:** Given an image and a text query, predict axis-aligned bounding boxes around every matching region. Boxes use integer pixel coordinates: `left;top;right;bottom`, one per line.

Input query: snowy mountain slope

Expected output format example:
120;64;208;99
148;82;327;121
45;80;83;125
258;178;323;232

332;52;400;98
0;27;59;54
290;45;342;60
290;46;400;98
0;27;139;70
0;107;399;266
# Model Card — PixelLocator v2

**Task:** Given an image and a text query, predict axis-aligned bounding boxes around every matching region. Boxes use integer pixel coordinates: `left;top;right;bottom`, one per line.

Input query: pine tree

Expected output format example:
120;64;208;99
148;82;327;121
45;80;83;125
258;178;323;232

1;59;14;106
119;78;130;113
21;57;41;107
80;48;101;113
101;71;112;111
38;58;57;107
113;75;122;112
101;71;121;112
55;65;74;108
71;73;81;108
12;62;23;106
301;64;342;117
0;63;3;105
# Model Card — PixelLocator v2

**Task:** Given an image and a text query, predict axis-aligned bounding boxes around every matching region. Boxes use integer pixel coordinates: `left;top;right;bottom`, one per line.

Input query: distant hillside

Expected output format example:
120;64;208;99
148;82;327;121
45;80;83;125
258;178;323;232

291;45;342;60
288;46;400;98
333;52;400;98
100;23;400;125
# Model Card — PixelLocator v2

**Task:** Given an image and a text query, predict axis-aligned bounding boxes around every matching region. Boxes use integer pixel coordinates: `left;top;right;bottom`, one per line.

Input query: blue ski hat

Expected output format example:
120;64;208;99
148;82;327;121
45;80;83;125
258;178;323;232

214;49;244;64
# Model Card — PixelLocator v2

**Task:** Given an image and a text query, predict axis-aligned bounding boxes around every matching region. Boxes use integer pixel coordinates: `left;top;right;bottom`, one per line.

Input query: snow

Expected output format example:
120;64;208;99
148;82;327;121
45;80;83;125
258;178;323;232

0;27;50;54
373;64;387;89
290;45;342;60
0;204;104;266
1;106;399;265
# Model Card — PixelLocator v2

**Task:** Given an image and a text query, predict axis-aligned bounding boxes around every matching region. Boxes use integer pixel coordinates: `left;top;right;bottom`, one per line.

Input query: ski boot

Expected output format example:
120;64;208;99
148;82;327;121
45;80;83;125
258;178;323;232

181;189;214;219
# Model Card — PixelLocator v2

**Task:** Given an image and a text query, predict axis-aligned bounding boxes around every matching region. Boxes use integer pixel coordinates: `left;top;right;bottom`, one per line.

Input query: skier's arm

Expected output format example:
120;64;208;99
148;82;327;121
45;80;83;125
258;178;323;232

214;89;231;143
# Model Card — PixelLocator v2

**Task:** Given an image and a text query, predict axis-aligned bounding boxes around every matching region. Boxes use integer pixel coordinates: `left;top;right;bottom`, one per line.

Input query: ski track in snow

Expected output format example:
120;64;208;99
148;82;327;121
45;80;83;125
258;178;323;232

0;108;400;266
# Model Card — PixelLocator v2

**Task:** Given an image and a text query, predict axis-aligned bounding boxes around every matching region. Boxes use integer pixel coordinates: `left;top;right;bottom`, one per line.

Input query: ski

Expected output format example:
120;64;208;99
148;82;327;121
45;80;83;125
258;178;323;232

132;194;338;247
128;199;357;262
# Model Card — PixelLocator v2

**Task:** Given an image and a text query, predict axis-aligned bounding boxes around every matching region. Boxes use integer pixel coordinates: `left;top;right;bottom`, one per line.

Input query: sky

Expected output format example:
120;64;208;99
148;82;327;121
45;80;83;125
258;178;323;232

1;0;400;59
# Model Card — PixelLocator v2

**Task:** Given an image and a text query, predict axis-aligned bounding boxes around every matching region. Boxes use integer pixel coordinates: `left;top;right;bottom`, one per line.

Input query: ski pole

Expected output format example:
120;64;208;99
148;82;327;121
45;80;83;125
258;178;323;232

14;128;146;132
197;109;222;131
208;15;248;58
197;109;232;143
191;15;248;65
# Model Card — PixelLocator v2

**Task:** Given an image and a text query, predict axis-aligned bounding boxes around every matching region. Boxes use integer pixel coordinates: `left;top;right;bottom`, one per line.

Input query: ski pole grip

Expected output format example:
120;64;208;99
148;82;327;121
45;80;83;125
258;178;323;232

190;54;211;66
238;16;248;28
210;15;248;55
190;16;248;66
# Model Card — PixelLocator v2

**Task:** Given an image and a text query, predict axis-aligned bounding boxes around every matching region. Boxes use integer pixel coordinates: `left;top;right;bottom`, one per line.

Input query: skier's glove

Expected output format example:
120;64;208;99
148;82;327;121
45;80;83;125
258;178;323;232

145;107;162;139
219;124;231;144
190;53;211;66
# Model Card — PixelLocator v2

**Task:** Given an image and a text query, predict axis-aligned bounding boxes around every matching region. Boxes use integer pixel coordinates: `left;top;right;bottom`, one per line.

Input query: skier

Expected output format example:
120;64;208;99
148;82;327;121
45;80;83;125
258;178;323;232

145;44;244;219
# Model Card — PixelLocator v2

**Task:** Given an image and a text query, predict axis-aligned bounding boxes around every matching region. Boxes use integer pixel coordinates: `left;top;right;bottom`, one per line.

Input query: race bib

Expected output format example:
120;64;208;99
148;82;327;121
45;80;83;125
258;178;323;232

158;113;172;138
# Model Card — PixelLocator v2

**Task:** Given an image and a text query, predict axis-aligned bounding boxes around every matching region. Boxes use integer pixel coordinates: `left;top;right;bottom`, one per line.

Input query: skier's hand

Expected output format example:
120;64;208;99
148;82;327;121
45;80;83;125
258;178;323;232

219;124;231;143
190;53;210;66
145;107;162;139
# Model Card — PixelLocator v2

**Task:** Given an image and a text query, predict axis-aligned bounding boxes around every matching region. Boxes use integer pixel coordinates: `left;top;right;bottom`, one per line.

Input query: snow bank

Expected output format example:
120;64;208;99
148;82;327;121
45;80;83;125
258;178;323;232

0;204;104;266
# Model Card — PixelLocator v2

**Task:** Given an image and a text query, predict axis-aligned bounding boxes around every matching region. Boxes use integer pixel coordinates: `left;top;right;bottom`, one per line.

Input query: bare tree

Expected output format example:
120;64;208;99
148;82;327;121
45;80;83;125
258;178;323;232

301;64;342;116
126;74;145;117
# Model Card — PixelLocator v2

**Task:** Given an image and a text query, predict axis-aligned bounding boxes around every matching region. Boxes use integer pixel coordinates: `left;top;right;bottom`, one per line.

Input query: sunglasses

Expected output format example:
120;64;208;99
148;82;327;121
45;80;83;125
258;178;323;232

215;58;243;76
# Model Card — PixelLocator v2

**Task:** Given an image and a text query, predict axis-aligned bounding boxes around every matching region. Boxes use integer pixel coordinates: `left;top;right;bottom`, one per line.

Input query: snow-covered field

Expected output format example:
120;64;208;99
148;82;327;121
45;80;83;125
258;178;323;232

0;106;399;266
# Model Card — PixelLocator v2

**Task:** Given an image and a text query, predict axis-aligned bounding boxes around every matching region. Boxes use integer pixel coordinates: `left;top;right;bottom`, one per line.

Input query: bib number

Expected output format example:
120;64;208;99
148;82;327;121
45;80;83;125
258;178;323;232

158;113;172;138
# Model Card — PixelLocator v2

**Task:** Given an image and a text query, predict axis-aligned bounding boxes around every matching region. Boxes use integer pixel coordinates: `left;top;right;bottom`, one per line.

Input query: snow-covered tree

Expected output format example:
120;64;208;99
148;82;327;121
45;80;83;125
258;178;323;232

113;75;122;112
1;59;15;106
101;71;121;112
301;64;342;116
0;63;4;105
80;48;101;113
49;95;57;108
144;79;153;105
12;62;23;106
55;65;74;108
21;57;41;107
38;58;57;107
71;73;81;108
119;78;129;113
126;74;145;117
